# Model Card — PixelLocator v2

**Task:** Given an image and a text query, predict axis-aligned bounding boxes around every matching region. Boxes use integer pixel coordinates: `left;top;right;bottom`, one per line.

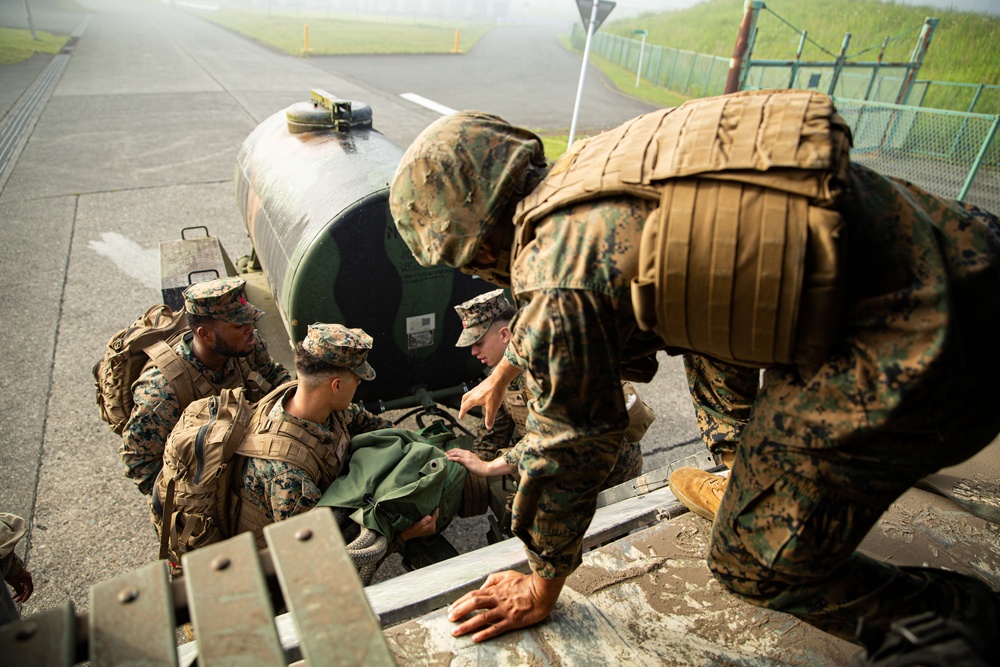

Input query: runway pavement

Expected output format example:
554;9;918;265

0;0;701;618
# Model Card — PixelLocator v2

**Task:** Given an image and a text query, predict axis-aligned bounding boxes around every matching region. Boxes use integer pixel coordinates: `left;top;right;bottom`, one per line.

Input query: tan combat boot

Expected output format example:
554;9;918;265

668;452;735;521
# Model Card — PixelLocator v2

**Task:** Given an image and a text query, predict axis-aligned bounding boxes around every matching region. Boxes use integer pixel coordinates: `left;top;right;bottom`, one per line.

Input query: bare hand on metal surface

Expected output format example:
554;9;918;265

459;357;520;428
447;571;565;642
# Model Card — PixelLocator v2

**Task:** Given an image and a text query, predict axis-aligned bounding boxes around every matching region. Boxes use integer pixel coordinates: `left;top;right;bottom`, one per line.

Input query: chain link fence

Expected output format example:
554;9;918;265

570;26;999;213
834;98;999;213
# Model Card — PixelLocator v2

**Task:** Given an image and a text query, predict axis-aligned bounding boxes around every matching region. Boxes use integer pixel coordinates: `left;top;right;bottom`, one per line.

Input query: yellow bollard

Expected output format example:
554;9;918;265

301;23;312;55
452;29;460;53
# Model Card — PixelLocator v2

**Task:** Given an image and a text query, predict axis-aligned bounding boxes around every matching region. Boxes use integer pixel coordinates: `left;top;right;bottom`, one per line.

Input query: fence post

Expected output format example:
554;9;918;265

725;0;763;94
788;30;806;89
827;32;851;97
957;114;999;203
896;17;938;105
863;35;889;101
949;83;986;158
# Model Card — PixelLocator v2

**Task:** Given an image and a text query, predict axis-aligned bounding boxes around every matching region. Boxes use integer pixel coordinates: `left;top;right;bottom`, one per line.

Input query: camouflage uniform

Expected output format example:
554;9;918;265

238;324;392;536
455;290;648;484
120;278;291;496
682;355;758;462
454;289;521;461
389;102;1000;645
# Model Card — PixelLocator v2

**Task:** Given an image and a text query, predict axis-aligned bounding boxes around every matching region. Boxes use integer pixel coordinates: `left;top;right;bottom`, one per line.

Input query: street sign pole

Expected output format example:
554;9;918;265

569;0;614;146
634;29;647;88
568;0;599;146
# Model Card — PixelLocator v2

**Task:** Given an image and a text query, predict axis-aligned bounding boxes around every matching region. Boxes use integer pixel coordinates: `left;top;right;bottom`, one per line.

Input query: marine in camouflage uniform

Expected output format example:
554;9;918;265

455;289;649;489
388;94;1000;647
120;277;291;496
237;324;393;541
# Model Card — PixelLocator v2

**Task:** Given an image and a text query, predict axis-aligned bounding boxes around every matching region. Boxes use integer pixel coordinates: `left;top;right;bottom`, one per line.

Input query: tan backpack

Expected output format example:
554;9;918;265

151;382;333;565
92;305;195;435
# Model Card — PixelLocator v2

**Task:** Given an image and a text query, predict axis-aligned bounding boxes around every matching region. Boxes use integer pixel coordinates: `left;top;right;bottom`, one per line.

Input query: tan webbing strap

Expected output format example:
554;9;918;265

708;181;739;360
729;94;766;166
144;341;198;409
158;476;175;562
685;179;721;355
237;433;323;483
235;488;270;549
772;93;811;165
749;188;789;361
660;180;697;351
582;116;638;194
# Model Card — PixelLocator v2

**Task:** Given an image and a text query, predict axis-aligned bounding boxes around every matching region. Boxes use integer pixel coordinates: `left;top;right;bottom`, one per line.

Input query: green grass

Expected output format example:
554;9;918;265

195;9;491;55
603;0;1000;86
0;27;67;66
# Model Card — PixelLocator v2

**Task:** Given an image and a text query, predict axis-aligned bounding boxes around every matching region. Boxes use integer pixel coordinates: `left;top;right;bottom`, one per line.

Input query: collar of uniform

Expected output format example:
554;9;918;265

270;386;338;445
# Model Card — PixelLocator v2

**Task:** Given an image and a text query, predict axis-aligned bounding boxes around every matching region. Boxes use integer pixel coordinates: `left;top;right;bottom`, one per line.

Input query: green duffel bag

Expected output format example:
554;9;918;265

317;427;467;543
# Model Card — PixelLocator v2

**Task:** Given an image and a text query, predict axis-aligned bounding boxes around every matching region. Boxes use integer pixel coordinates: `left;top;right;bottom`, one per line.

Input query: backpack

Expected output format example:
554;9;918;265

92;305;193;435
151;381;315;565
316;427;468;543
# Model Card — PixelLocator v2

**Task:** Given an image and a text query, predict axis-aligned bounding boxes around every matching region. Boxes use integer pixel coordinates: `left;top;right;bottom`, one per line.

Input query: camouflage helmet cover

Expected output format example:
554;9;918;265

302;323;377;380
183;277;263;325
389;111;548;269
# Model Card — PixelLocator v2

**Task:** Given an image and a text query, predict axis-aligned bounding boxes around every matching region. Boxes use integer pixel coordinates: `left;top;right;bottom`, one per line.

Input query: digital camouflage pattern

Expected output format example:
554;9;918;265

682;355;759;461
707;165;1000;642
239;386;393;525
389;111;547;272
392;105;1000;645
454;289;511;347
302;323;376;380
119;332;291;495
183;277;263;324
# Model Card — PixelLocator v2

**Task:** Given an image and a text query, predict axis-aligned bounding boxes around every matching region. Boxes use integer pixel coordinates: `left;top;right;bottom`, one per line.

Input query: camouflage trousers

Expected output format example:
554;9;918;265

683;355;759;462
706;190;1000;646
604;439;643;488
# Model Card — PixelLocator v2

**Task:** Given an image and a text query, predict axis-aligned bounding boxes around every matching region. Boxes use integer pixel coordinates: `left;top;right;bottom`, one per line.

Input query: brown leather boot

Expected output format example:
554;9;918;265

668;468;728;521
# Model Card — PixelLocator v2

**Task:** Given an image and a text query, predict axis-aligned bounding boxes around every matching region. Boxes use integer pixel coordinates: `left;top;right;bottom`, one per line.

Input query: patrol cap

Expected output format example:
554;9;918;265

302;323;376;380
454;289;511;347
183;277;263;325
389;111;548;269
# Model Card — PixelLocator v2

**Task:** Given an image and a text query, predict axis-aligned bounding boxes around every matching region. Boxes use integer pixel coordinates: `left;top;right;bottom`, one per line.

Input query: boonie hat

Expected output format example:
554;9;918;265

303;323;376;380
454;289;511;347
183;277;263;325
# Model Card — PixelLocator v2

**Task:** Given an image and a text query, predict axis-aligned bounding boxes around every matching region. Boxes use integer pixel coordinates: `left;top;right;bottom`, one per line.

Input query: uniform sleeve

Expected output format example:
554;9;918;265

120;367;181;496
264;465;324;523
344;404;394;435
506;288;628;579
0;514;27;580
250;334;293;386
473;402;517;460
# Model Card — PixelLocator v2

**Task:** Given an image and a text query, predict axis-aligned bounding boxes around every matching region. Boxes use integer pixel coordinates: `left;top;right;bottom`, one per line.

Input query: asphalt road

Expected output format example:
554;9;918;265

0;0;700;618
311;24;658;132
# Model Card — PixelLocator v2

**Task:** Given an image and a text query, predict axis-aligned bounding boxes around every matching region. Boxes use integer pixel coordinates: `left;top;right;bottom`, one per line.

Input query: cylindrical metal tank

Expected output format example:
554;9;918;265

235;91;493;403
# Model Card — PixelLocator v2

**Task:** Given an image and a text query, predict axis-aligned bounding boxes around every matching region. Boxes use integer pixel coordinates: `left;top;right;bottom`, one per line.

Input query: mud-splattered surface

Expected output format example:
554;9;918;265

383;449;1000;667
384;514;855;666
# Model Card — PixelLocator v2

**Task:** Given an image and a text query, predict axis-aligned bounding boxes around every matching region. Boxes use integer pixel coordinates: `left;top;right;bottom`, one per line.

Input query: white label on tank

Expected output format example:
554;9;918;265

406;313;435;349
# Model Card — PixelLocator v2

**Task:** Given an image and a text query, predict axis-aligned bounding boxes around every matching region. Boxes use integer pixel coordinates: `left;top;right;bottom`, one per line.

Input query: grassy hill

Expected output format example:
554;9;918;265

602;0;999;85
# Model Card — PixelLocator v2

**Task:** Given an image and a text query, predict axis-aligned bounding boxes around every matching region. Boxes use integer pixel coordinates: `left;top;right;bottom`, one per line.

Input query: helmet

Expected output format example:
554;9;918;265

389;111;547;269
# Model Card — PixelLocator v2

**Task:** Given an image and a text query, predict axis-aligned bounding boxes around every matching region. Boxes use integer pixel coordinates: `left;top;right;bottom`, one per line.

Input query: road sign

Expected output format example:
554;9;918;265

575;0;616;32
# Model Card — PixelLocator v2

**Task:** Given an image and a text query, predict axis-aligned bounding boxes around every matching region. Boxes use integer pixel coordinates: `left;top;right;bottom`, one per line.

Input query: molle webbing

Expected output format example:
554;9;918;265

143;333;269;408
503;385;529;438
515;90;850;372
